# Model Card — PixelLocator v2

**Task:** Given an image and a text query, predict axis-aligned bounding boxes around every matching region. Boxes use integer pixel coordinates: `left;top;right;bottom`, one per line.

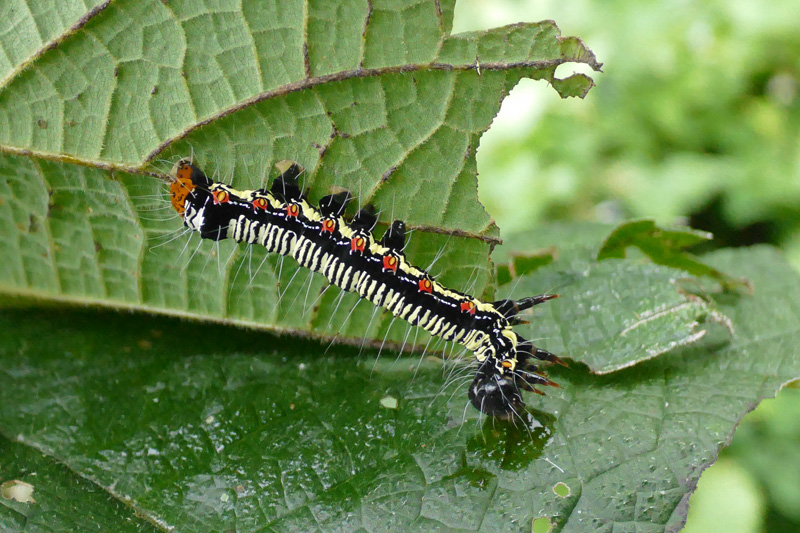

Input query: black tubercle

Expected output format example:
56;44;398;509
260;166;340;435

350;205;378;232
517;339;567;367
270;163;304;202
318;191;352;217
514;368;554;392
491;294;558;318
379;220;406;251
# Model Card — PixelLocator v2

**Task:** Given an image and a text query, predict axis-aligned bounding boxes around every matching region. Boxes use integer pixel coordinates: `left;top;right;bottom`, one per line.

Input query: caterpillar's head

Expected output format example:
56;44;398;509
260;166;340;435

468;362;524;418
170;160;211;215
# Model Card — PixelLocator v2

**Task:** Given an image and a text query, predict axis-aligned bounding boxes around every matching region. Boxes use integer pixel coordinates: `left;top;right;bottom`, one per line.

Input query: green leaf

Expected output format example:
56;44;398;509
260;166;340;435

8;2;791;531
497;223;734;373
0;434;157;531
597;219;750;291
1;244;798;530
507;248;556;279
0;0;600;348
512;257;729;374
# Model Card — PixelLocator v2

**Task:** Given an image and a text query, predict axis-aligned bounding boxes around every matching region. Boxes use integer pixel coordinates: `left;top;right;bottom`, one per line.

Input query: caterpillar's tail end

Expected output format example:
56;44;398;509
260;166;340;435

468;365;524;418
468;360;561;418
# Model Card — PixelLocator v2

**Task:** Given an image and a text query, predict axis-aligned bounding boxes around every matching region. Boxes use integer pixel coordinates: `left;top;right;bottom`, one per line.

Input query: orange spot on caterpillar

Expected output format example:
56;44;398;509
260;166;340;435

501;360;512;369
350;236;366;253
213;190;229;204
321;219;336;233
252;197;270;210
383;254;398;272
460;301;476;315
286;204;300;217
419;279;432;293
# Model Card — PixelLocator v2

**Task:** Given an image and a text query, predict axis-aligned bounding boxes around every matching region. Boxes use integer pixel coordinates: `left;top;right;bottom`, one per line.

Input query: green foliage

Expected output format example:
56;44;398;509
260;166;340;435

2;241;799;531
1;0;799;531
474;0;800;251
597;219;748;291
461;2;800;527
682;458;765;533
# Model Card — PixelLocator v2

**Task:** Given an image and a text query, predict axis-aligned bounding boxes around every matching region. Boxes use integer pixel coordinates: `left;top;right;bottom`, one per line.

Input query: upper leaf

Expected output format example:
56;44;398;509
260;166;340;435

0;0;600;345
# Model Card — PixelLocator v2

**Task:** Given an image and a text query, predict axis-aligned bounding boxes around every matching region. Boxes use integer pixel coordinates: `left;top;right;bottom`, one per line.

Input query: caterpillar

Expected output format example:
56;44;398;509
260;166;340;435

169;160;565;417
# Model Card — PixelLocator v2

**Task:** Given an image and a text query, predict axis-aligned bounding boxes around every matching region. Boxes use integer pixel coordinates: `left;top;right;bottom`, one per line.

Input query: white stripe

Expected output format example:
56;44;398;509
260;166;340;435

308;247;323;273
372;283;387;306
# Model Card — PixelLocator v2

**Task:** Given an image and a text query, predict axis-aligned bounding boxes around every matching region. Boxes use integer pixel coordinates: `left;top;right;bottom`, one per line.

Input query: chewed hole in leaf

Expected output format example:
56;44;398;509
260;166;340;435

379;395;398;409
553;61;599;79
1;480;36;504
532;516;553;533
553;481;570;498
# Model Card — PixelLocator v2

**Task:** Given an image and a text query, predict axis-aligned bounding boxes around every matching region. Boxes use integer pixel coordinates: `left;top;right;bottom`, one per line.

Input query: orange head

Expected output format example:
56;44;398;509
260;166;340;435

170;160;203;216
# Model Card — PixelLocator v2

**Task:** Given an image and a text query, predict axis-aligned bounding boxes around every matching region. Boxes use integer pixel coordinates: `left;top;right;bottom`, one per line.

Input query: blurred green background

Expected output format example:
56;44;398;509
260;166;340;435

454;1;800;531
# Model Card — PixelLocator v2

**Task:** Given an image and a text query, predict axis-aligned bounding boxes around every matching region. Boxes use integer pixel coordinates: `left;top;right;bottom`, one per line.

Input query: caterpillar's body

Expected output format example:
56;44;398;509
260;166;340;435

170;160;564;417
